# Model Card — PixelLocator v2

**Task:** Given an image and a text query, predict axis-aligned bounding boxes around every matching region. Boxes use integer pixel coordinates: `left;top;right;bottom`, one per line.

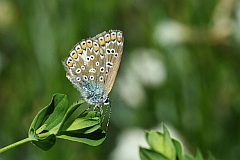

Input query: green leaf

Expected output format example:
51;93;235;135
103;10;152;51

28;94;69;150
58;100;85;131
57;129;106;146
194;149;204;160
139;147;169;160
146;124;176;160
83;124;102;134
28;93;69;138
66;111;101;131
206;152;217;160
61;111;103;135
172;139;183;160
183;155;194;160
31;134;56;151
57;111;106;146
28;93;106;150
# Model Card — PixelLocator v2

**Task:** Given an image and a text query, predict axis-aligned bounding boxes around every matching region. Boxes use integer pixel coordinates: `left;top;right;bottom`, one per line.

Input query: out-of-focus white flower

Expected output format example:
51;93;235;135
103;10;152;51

154;20;192;46
109;128;148;160
117;49;166;108
117;70;146;108
131;49;166;87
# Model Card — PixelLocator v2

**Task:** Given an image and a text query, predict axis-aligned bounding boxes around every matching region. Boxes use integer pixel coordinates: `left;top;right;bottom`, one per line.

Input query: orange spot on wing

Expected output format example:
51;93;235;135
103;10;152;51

67;61;74;67
72;53;78;59
94;46;99;51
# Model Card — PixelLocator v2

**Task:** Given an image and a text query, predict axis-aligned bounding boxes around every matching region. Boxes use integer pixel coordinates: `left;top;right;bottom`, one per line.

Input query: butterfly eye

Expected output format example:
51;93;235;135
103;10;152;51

104;97;110;105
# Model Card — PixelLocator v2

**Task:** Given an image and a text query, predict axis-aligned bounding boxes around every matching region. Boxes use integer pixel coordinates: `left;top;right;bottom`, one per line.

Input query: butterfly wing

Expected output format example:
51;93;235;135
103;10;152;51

63;30;123;103
94;30;124;94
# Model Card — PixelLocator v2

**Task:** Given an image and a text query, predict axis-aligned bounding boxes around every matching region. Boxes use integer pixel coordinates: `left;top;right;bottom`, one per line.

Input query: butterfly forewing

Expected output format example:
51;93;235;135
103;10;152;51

104;30;124;94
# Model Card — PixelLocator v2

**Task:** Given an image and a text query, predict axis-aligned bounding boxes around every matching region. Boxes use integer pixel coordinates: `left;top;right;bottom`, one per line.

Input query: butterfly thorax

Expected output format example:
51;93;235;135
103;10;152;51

80;82;108;105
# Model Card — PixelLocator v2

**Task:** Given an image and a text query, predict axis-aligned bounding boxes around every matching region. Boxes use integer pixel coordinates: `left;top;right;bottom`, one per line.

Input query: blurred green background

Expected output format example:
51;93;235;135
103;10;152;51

0;0;240;159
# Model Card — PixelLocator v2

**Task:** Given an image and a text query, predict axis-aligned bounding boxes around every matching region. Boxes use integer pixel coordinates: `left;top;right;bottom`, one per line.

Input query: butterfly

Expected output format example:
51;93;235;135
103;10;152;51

63;30;124;127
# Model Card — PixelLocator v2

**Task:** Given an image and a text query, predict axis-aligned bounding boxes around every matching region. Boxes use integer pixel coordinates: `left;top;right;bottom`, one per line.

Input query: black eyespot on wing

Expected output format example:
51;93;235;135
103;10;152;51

106;62;113;67
107;49;111;53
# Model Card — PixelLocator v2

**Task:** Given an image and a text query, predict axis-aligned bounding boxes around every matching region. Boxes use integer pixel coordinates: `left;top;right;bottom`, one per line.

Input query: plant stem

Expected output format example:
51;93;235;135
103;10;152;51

0;137;32;154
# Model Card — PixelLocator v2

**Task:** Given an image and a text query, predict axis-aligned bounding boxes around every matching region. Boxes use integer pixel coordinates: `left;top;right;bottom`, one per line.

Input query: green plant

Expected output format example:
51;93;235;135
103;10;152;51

139;124;216;160
0;93;106;153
